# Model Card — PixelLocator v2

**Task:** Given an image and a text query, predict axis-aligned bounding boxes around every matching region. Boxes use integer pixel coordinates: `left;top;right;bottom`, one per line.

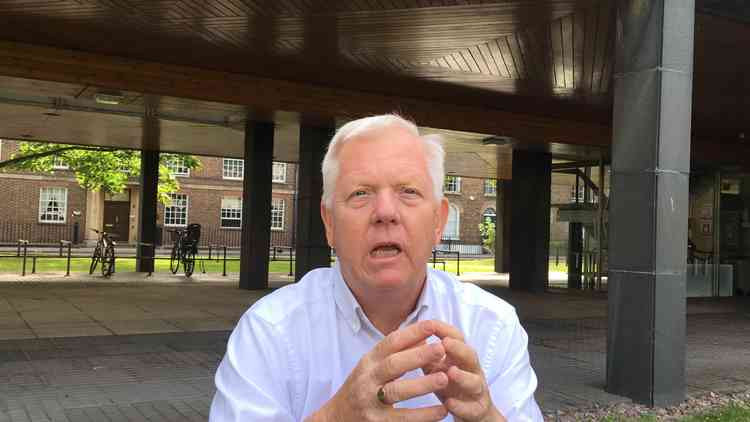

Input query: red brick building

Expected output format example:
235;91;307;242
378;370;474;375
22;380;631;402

0;139;297;247
0;138;579;253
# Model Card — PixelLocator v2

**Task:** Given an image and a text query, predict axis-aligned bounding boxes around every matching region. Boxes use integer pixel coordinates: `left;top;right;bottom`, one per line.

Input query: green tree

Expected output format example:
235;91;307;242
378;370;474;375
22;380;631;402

478;218;496;254
4;142;201;204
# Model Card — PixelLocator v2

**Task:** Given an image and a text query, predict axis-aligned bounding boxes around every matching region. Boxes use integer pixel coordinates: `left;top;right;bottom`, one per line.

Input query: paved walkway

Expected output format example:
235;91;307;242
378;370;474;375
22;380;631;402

0;276;748;420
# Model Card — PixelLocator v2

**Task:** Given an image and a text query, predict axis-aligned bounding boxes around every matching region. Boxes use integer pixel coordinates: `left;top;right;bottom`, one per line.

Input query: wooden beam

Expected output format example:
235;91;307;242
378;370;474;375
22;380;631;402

0;41;611;147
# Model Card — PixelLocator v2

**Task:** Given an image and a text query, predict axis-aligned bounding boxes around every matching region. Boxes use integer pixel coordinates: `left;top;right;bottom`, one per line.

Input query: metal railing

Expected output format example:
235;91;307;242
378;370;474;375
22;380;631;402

0;221;80;244
0;239;295;278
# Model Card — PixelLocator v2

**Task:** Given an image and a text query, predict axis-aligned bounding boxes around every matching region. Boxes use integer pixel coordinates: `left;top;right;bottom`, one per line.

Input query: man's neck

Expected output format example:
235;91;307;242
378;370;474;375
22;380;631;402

347;277;426;336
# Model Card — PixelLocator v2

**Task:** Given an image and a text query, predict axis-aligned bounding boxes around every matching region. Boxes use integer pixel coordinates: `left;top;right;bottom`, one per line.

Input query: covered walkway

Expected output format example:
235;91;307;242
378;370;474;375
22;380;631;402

0;279;749;420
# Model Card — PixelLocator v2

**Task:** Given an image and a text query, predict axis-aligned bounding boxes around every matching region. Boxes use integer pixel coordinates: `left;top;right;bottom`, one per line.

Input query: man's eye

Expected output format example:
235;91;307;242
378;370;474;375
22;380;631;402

352;190;367;197
402;187;419;196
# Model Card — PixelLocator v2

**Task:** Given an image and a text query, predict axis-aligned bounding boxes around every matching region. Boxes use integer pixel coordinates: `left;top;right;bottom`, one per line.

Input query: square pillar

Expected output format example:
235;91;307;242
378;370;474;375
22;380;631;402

568;222;583;289
509;150;551;292
607;0;693;406
295;125;332;281
239;121;275;290
136;150;159;273
494;180;512;273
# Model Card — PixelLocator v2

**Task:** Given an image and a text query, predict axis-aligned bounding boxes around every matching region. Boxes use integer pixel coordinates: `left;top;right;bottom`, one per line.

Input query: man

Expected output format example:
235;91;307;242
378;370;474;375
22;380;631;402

210;114;543;421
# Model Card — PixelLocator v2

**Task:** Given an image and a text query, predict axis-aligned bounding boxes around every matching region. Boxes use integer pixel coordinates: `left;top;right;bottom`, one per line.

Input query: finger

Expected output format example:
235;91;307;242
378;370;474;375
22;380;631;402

443;337;481;372
446;365;484;396
387;405;448;422
375;341;445;383
381;372;448;404
374;320;437;358
444;397;485;421
428;320;465;342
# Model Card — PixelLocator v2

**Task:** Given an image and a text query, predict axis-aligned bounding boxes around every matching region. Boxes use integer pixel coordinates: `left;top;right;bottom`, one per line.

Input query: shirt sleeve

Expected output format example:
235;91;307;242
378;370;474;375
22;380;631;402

485;312;544;422
209;312;297;422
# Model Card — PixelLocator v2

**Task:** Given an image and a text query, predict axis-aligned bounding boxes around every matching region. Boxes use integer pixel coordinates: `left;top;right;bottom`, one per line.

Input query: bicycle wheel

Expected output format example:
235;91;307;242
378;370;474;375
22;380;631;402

184;249;195;277
89;244;102;274
170;242;180;274
102;245;115;277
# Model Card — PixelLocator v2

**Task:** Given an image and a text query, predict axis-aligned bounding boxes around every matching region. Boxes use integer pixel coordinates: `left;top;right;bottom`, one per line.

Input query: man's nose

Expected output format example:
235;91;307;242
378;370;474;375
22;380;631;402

371;191;400;225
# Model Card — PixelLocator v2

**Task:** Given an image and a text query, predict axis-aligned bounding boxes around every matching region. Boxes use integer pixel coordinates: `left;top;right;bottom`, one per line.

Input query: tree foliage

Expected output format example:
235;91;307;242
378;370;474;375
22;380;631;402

6;142;201;204
478;218;496;253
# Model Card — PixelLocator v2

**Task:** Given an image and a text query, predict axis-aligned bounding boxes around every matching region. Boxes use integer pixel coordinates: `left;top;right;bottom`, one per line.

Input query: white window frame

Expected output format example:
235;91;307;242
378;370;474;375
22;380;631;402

52;156;69;170
483;179;497;196
166;157;190;177
164;193;188;227
271;198;285;231
444;176;461;194
220;197;242;229
443;204;460;240
38;187;68;224
223;158;244;180
272;162;287;183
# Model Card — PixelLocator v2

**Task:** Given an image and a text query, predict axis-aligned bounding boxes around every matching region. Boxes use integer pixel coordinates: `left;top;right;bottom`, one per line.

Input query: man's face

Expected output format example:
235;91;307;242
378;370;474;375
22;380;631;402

321;125;449;293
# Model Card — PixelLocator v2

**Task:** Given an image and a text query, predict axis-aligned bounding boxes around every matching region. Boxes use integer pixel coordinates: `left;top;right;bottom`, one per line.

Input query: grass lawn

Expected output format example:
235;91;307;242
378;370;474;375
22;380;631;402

601;402;750;422
0;255;567;276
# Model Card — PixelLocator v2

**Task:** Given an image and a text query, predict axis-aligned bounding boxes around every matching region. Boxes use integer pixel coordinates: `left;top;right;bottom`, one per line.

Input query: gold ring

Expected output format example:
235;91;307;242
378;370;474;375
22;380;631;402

377;386;388;405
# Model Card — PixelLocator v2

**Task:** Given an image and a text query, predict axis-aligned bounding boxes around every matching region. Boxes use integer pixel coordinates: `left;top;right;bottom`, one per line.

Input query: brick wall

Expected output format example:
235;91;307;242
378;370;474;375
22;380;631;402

0;176;86;243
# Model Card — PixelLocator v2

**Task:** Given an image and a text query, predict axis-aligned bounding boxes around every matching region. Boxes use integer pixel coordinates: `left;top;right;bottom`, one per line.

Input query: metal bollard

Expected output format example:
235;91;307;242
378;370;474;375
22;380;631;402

273;247;277;261
456;251;460;276
288;247;293;277
21;241;27;276
222;246;227;277
66;242;72;277
32;256;36;274
208;245;213;261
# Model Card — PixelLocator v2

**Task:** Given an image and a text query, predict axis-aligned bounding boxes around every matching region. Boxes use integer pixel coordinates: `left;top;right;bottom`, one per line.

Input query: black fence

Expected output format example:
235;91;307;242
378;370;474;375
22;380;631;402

159;226;292;248
0;221;80;244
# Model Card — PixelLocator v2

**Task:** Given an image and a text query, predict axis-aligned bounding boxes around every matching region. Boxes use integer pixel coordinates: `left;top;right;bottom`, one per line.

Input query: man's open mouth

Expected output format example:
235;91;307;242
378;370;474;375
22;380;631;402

370;242;402;258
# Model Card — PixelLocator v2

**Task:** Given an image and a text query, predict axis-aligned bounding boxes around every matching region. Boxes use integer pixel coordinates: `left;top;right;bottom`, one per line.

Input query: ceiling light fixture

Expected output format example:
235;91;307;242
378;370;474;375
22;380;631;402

482;136;516;146
94;92;125;105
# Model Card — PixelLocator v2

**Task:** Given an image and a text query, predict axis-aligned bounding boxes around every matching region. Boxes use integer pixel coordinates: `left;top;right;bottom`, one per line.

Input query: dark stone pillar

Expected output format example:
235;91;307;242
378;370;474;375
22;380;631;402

494;180;512;273
295;125;333;281
136;98;160;273
509;150;551;292
568;222;583;289
137;150;159;273
607;0;693;406
239;121;274;290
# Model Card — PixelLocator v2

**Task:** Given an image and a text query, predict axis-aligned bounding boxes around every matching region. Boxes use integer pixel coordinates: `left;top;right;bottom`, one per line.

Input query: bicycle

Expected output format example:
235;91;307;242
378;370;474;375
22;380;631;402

168;223;201;277
89;228;117;277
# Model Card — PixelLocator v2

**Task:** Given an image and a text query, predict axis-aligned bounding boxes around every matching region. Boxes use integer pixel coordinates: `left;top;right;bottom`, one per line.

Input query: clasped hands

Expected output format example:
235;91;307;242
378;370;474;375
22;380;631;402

307;320;506;422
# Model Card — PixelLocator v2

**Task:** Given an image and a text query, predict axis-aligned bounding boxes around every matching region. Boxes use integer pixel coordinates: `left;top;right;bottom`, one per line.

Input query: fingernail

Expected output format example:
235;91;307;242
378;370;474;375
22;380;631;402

435;372;448;386
429;342;444;355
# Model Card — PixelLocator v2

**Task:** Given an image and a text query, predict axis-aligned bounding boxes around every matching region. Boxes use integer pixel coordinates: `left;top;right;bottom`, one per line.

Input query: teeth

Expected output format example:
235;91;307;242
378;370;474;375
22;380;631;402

371;245;400;257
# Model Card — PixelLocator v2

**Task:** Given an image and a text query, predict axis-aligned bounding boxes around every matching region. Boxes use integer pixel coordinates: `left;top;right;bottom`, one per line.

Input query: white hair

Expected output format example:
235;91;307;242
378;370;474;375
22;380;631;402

321;113;445;209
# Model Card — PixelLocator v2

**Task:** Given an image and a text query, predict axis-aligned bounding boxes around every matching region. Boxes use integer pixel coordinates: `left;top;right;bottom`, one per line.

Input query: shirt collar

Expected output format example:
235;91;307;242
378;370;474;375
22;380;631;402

332;263;435;334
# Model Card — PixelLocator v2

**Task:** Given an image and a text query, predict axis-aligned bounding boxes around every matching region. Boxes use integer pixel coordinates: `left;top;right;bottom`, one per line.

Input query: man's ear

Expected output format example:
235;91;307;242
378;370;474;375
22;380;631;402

433;198;449;245
320;200;335;248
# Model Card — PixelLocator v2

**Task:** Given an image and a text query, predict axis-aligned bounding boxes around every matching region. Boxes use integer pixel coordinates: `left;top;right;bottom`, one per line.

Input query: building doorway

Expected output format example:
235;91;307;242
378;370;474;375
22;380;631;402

104;190;131;243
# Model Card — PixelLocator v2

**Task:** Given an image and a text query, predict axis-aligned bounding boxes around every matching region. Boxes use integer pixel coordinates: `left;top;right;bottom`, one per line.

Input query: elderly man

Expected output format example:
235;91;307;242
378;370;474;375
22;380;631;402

210;114;543;421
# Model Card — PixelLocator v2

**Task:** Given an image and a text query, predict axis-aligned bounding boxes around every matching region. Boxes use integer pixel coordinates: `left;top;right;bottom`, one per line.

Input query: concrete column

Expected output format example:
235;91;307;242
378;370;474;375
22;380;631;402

84;190;104;244
567;222;583;289
129;188;139;244
494;180;512;273
295;125;332;281
606;0;693;406
239;121;274;290
136;150;159;272
509;150;551;292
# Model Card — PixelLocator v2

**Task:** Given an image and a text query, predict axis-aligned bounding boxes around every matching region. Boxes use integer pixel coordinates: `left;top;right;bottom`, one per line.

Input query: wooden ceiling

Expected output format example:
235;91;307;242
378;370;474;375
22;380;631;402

0;0;610;108
0;0;747;168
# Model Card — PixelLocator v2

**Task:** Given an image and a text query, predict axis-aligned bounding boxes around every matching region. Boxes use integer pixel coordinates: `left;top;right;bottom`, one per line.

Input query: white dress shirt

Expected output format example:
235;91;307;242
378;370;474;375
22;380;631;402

210;265;543;421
